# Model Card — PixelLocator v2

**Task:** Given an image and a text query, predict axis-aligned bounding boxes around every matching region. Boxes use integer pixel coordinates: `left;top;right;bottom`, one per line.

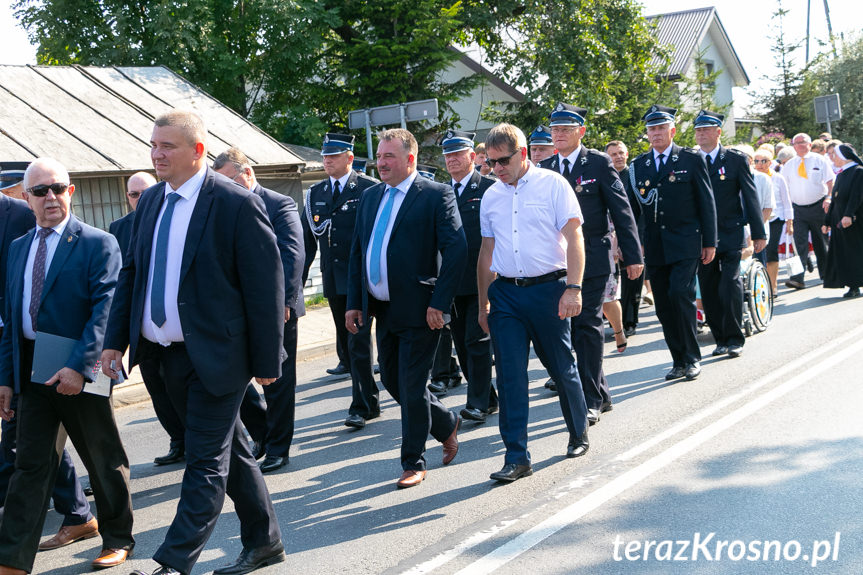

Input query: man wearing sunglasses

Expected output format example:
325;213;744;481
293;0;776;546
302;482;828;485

538;104;642;426
0;158;134;573
477;123;589;483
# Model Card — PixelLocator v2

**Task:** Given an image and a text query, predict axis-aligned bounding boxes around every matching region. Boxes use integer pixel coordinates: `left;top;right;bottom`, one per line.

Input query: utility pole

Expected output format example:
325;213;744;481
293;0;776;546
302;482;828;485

823;0;838;57
805;0;811;63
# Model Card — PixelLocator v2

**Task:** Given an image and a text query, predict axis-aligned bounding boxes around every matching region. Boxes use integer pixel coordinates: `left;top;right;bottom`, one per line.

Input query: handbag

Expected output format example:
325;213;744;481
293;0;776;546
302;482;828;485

783;238;804;276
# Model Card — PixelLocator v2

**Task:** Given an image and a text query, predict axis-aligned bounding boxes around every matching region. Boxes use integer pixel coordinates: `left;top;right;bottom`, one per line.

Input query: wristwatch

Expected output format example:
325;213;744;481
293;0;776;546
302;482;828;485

565;284;582;291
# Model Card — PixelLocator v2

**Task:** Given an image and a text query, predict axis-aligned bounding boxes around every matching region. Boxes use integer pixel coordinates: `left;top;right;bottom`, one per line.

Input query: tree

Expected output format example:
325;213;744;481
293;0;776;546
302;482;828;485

470;0;668;154
808;33;863;147
666;50;726;148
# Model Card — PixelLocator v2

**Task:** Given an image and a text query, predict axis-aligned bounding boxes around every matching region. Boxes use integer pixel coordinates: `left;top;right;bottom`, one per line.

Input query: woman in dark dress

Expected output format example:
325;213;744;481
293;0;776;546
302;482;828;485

822;144;863;298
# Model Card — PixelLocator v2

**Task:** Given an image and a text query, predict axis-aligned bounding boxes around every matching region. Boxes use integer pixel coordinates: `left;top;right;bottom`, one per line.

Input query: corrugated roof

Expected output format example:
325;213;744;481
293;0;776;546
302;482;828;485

646;7;749;86
0;64;304;174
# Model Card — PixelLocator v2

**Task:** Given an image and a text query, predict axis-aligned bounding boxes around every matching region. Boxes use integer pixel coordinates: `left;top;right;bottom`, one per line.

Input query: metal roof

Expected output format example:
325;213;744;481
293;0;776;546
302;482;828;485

647;7;749;86
0;65;304;175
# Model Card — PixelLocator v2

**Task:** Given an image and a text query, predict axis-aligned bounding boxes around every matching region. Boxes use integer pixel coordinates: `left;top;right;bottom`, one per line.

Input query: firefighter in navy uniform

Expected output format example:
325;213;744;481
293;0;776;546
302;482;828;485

538;103;643;424
693;110;767;358
625;105;717;381
302;132;382;429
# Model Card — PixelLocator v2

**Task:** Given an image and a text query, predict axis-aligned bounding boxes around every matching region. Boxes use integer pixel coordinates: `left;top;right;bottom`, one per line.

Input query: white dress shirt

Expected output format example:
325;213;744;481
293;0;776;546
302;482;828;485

700;147;719;165
558;146;583;175
653;144;673;170
142;165;206;345
784;152;835;205
452;172;473;196
769;172;794;222
480;162;583;278
365;171;417;301
330;173;350;196
22;213;71;340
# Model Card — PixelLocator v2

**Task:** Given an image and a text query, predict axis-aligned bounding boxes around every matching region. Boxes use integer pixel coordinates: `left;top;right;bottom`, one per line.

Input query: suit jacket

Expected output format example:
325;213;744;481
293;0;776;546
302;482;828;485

705;145;766;251
302;171;379;296
539;149;642;279
108;210;136;265
0;216;121;392
253;183;305;317
346;175;467;329
627;143;718;266
103;168;286;397
453;171;495;296
0;194;35;325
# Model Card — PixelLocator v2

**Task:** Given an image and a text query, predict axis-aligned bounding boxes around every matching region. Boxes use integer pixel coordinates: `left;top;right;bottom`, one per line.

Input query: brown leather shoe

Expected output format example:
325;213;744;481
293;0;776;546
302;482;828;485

38;517;99;550
396;470;426;488
442;416;460;465
0;565;28;574
91;547;131;569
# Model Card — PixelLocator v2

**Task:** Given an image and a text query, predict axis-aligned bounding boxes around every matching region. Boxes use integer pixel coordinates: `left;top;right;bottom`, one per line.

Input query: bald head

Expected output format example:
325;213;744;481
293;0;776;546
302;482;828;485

23;158;70;190
126;172;157;210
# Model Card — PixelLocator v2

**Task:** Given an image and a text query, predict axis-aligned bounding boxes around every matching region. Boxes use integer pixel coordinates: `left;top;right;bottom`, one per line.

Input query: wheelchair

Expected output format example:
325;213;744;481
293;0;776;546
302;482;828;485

741;258;773;336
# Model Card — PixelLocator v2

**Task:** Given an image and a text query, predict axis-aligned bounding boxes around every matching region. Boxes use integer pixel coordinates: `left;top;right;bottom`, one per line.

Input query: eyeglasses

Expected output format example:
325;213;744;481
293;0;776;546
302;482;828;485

550;126;576;134
127;190;143;199
485;148;522;169
753;159;771;164
26;183;68;197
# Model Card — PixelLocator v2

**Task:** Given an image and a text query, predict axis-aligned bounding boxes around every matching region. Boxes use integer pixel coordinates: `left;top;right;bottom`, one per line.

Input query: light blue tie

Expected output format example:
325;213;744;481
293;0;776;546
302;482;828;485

151;193;181;327
369;187;398;285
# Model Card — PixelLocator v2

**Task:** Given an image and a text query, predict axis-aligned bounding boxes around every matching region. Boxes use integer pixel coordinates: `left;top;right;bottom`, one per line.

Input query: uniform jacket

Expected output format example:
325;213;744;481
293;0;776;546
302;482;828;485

302;171;379;297
453;170;495;296
253;183;305;317
539;148;642;278
705;145;766;251
346;175;467;329
627;143;718;266
0;194;35;324
103;168;286;397
0;216;121;392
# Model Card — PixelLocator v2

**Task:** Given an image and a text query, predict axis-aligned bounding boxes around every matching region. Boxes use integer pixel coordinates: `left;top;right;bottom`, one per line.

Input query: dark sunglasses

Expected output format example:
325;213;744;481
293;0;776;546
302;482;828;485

127;190;143;199
26;183;68;197
485;148;522;169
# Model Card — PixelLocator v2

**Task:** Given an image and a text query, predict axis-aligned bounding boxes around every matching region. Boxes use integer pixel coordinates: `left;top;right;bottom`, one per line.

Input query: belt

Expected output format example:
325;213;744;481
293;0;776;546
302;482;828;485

794;196;827;209
497;269;566;287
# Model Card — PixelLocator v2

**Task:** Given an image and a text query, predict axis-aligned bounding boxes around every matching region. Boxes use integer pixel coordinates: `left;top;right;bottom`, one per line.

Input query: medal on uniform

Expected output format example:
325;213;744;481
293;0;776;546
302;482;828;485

645;179;650;187
314;215;320;222
640;188;646;196
719;166;726;181
668;173;676;183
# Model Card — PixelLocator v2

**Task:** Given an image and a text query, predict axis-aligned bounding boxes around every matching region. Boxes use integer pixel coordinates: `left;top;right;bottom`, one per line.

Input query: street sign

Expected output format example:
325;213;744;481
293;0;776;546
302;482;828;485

349;99;439;129
814;94;841;124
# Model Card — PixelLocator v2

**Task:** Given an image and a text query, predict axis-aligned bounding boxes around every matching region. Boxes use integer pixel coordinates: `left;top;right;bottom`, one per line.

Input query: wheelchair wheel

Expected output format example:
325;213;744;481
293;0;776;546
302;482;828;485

745;260;773;333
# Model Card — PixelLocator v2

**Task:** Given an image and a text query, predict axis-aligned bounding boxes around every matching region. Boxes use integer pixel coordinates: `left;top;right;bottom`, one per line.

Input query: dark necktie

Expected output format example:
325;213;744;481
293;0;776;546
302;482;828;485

453;182;461;197
656;153;665;173
151;193;181;327
562;158;572;178
332;180;341;204
707;154;714;168
28;228;53;332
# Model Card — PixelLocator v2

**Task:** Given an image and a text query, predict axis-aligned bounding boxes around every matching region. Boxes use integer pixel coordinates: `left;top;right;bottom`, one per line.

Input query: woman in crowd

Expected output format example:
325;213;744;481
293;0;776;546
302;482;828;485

759;146;795;294
822;144;863;298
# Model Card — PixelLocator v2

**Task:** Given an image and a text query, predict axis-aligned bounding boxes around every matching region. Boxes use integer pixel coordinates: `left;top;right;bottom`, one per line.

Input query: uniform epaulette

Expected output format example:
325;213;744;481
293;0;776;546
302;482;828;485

725;148;747;158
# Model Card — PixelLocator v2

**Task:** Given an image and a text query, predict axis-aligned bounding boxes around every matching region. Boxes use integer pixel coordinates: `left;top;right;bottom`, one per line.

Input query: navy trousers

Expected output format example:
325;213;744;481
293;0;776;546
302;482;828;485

620;264;644;330
570;275;613;411
488;278;588;466
150;343;280;575
451;294;496;411
139;355;185;450
698;249;745;348
649;258;701;367
375;302;458;471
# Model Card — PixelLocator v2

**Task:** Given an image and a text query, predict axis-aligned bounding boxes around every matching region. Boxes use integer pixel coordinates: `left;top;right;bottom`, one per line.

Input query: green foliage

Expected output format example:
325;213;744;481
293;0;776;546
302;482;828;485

668;50;726;148
807;33;863;147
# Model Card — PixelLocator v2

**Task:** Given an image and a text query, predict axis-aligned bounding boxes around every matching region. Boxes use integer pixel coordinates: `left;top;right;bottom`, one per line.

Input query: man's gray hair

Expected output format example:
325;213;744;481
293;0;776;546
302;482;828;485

154;109;207;147
791;133;812;144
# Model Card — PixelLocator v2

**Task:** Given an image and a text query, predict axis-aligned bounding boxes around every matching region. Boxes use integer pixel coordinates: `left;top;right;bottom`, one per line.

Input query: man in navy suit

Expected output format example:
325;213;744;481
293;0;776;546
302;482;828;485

110;172;187;467
214;147;305;474
102;111;286;575
346;128;467;489
0;158;134;574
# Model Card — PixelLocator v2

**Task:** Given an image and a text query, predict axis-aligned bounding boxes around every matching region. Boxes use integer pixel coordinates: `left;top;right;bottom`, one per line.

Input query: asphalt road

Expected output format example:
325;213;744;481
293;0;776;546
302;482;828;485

25;276;863;575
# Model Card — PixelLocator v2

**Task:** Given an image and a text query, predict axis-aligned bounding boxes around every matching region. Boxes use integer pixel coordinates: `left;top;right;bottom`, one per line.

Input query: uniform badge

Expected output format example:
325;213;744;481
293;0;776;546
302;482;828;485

645;179;650;187
575;185;583;193
313;215;320;222
323;135;330;143
341;204;349;211
67;235;73;243
671;154;679;163
668;174;676;183
556;103;565;111
640;188;646;196
446;130;454;138
470;182;478;189
580;155;588;165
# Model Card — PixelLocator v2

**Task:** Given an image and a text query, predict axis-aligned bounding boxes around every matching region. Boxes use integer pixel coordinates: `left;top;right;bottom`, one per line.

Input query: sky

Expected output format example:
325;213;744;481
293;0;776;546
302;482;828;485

1;0;859;115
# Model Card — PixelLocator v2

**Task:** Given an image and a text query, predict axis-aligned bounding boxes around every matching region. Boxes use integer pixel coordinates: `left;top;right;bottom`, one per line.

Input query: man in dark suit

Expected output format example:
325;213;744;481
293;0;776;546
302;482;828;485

102;111;285;575
539;104;643;425
109;172;187;467
302;133;381;429
625;106;717;381
439;130;498;422
0;158;134;574
214;147;305;474
693;110;767;358
346;128;467;489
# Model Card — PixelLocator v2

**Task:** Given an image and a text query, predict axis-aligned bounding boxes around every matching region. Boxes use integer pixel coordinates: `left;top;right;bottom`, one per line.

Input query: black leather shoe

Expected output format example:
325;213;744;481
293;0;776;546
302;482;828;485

213;541;286;575
600;401;613;413
259;455;287;473
83;485;94;497
490;463;533;482
153;446;184;466
567;431;589;458
129;566;183;575
326;363;350;376
460;407;487;422
587;408;600;425
843;288;861;298
545;378;557;392
486;403;499;416
428;380;447;395
712;345;728;357
344;414;366;429
448;375;462;388
250;441;265;461
624;325;636;337
665;366;686;380
684;362;702;380
785;279;805;290
727;345;743;358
